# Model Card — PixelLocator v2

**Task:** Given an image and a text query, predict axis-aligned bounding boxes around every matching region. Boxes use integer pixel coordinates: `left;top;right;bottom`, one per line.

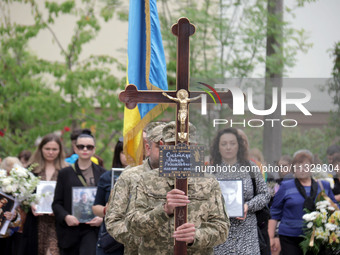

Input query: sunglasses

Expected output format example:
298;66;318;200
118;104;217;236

76;144;95;151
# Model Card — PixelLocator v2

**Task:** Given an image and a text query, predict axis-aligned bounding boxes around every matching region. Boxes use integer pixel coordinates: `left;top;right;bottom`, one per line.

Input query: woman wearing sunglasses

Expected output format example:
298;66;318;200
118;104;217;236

52;133;106;255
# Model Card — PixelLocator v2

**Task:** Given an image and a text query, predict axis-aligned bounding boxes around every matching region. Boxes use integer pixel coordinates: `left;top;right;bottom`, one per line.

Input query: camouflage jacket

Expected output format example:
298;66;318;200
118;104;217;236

105;159;151;255
125;169;230;255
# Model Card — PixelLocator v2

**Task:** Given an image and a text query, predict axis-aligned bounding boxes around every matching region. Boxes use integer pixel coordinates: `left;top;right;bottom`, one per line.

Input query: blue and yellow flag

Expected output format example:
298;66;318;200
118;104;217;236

123;0;168;165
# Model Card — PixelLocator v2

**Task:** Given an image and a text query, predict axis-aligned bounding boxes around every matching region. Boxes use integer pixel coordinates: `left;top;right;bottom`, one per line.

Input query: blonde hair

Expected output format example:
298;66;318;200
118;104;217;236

0;156;22;172
249;148;265;163
28;133;68;174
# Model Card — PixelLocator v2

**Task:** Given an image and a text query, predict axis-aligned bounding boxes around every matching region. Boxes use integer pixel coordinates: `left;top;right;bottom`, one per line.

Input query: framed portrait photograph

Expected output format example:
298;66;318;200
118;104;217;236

111;168;124;189
72;187;97;223
0;191;18;235
36;181;56;214
218;179;244;218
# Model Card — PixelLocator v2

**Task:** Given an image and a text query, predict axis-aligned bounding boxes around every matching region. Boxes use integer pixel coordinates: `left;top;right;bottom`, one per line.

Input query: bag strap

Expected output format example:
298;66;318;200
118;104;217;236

249;168;257;196
71;163;87;187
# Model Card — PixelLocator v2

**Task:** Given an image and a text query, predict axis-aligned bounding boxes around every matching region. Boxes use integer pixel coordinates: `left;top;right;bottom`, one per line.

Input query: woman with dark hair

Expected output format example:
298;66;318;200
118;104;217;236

111;139;126;168
53;133;105;255
211;128;270;255
210;128;248;166
65;128;92;164
268;151;338;255
92;138;127;255
24;133;68;255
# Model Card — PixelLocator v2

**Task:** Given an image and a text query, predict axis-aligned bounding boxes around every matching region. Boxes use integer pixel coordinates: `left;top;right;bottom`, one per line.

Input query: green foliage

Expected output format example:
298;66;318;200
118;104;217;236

296;0;318;7
0;0;324;168
244;126;334;162
0;0;125;168
158;0;312;82
326;42;340;136
99;0;120;21
281;128;335;162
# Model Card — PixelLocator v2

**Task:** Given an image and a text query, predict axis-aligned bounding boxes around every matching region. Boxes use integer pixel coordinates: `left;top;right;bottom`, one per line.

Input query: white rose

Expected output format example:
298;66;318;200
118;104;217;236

307;222;313;228
10;184;17;192
19;186;27;194
2;178;12;186
13;164;28;178
310;211;319;220
327;206;335;211
303;213;313;221
5;185;14;193
0;169;7;178
316;200;330;208
325;223;337;231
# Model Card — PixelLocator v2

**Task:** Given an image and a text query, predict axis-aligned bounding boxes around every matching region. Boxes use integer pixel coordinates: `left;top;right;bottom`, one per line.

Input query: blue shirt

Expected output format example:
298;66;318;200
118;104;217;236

94;170;112;205
65;154;99;165
65;154;79;164
270;179;338;237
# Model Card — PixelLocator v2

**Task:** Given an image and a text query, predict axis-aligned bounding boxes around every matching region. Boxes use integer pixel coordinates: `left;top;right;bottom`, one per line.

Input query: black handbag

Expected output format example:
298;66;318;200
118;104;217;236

249;169;271;255
257;226;268;251
98;221;124;253
249;170;271;227
256;205;271;227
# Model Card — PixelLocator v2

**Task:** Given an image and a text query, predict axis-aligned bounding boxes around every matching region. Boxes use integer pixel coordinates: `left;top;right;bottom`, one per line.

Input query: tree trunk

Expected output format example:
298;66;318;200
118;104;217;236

263;0;283;166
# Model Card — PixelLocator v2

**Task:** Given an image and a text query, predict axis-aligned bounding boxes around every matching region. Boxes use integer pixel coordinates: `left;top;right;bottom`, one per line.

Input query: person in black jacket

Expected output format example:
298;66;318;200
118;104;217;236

52;133;105;255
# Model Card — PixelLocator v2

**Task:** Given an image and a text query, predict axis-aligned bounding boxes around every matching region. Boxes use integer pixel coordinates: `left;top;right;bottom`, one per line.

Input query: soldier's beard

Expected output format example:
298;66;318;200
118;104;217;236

148;158;159;169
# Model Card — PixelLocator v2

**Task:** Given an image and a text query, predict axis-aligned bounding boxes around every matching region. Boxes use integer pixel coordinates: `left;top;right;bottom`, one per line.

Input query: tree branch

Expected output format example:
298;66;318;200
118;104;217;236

97;130;119;155
45;25;67;56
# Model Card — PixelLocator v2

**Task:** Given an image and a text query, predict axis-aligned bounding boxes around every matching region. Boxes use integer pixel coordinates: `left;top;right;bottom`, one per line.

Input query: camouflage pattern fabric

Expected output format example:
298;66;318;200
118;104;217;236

146;122;165;143
125;169;230;255
105;159;151;255
162;121;197;143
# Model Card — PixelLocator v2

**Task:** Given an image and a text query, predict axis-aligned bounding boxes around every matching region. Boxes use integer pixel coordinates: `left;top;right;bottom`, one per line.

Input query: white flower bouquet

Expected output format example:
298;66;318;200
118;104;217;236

0;164;40;212
300;192;340;255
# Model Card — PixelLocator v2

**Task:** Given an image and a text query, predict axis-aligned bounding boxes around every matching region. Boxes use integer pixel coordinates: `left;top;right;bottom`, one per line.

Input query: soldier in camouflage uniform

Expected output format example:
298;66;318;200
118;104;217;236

125;121;230;255
105;122;166;255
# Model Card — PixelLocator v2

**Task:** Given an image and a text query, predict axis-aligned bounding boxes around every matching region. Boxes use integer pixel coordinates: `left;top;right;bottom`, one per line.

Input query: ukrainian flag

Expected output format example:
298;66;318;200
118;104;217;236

123;0;168;165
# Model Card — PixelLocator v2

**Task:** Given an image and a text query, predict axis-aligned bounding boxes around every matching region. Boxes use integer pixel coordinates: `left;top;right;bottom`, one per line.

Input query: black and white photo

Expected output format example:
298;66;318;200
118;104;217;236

36;181;56;214
218;179;244;218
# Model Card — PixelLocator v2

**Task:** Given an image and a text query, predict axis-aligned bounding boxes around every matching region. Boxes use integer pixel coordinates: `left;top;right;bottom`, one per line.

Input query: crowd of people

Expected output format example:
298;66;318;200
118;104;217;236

0;123;340;255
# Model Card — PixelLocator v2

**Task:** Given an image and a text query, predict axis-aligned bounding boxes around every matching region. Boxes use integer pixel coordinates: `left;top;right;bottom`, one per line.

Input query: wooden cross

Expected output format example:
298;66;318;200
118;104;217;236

119;17;233;254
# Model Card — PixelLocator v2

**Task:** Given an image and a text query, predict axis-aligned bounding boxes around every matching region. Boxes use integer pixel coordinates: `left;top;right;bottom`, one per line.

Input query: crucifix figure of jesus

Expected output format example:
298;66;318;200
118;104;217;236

162;90;201;142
